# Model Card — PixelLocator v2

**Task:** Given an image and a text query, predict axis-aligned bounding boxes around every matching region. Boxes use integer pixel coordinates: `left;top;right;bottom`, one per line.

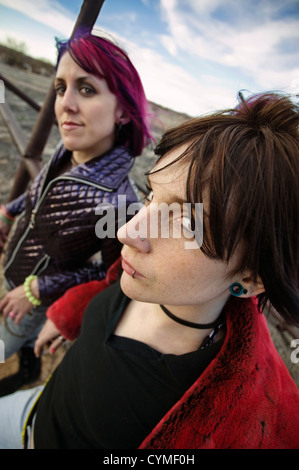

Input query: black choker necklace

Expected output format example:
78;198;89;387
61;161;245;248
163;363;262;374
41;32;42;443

160;305;223;330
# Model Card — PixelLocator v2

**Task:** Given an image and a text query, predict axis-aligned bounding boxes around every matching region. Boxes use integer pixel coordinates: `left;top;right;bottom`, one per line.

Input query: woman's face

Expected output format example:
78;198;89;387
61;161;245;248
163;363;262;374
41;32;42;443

54;52;123;160
117;146;244;321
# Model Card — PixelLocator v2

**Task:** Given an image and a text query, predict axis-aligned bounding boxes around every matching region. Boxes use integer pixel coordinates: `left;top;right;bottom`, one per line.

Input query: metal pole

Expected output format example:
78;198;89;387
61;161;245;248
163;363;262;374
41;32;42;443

7;0;106;201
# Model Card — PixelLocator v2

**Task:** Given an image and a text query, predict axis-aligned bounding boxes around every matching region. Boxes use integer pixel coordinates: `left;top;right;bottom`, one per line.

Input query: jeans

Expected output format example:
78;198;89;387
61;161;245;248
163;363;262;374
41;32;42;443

0;304;47;359
0;385;43;449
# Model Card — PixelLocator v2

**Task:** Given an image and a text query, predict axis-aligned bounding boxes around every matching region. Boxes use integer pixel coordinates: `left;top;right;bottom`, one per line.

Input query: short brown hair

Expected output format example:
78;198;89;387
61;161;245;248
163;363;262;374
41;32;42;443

154;92;299;326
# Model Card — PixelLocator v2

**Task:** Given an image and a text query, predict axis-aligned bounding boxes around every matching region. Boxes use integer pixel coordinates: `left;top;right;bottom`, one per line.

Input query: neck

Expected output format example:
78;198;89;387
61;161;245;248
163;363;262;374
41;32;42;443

71;152;96;165
119;300;226;355
160;295;229;328
71;139;115;165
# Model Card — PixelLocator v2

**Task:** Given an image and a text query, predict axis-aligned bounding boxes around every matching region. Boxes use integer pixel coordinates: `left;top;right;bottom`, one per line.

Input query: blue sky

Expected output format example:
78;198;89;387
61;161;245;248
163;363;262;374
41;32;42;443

0;0;298;116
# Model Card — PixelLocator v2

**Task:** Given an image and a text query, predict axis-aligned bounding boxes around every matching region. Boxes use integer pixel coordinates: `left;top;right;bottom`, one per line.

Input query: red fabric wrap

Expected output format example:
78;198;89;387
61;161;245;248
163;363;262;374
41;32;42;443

139;297;299;449
46;257;121;340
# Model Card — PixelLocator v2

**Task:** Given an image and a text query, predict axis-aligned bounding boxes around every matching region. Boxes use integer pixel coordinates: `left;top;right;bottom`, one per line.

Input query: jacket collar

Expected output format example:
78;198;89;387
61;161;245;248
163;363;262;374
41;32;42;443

54;144;134;191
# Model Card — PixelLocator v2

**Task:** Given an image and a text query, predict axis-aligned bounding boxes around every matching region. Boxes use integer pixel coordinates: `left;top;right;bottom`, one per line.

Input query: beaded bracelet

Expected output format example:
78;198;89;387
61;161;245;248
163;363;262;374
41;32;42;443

0;205;14;226
0;214;13;226
24;275;41;306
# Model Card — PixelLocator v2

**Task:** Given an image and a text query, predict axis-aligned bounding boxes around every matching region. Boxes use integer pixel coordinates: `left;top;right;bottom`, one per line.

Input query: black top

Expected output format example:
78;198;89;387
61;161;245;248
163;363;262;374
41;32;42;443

34;281;225;449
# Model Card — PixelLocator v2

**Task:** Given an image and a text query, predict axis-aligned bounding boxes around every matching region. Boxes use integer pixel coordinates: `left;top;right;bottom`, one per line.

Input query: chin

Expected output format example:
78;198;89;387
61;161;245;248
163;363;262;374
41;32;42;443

120;273;150;302
120;273;137;298
61;141;76;151
61;136;82;151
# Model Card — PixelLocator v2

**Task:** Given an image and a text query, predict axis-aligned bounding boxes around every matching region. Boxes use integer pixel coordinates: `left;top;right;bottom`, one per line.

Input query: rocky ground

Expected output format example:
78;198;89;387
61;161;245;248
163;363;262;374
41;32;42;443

0;61;298;389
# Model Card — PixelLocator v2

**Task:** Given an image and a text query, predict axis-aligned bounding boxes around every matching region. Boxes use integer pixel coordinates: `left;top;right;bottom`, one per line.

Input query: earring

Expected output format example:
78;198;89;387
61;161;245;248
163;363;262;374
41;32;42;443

230;282;248;297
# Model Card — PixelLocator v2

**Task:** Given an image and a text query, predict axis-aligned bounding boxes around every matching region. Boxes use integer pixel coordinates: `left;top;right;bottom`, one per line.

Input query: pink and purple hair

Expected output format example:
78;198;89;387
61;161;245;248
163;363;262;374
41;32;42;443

55;30;152;157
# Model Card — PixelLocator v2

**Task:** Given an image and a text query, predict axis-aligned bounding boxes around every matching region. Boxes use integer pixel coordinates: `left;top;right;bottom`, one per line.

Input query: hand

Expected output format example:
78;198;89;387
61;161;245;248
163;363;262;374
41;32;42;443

0;284;34;325
34;319;63;358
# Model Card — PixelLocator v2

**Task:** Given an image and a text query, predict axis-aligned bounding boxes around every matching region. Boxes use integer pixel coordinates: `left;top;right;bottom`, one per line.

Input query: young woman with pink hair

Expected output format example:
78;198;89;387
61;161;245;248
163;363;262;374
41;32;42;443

0;29;151;394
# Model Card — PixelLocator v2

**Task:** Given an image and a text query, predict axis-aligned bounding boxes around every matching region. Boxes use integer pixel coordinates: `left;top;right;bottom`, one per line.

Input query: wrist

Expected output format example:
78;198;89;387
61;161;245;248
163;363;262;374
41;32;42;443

0;205;15;225
24;275;41;306
29;278;40;298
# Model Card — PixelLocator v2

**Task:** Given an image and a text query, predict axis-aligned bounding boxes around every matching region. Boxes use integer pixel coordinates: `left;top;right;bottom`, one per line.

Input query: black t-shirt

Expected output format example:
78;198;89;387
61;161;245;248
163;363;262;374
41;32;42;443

34;281;225;449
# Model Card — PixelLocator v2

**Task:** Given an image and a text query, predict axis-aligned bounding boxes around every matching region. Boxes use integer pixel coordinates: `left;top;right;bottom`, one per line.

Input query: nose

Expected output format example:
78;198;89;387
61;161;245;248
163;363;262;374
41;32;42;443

58;86;78;114
117;205;150;252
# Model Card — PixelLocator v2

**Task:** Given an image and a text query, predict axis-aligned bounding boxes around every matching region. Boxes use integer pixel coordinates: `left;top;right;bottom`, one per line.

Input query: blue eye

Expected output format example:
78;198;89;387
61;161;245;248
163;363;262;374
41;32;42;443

148;191;154;201
80;86;96;96
144;190;153;204
173;214;195;239
55;85;65;96
181;215;192;232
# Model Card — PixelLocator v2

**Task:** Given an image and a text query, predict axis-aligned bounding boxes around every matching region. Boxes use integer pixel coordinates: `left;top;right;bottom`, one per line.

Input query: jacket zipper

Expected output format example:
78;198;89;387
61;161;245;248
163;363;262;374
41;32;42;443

31;253;51;276
29;175;114;230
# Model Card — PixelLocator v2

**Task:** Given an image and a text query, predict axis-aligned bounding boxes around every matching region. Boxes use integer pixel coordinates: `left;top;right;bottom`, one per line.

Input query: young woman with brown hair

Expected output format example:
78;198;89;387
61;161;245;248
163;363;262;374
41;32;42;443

0;91;298;449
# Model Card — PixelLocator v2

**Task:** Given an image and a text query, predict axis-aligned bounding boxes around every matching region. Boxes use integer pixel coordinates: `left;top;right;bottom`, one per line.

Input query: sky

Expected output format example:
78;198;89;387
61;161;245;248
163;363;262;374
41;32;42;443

0;0;298;116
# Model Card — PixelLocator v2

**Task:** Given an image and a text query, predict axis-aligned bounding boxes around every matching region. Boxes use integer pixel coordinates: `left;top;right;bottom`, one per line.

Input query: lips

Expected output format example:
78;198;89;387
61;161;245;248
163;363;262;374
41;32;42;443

121;257;143;279
61;121;83;130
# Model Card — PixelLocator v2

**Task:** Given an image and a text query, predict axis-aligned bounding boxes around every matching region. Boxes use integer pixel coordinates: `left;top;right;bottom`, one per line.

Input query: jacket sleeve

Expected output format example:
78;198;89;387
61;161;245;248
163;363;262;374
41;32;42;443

45;257;121;340
4;192;28;217
38;236;122;304
5;143;64;219
37;260;107;304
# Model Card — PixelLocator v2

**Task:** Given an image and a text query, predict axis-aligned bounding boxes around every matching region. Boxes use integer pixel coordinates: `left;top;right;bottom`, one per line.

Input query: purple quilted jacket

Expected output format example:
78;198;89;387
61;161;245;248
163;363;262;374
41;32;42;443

3;144;139;305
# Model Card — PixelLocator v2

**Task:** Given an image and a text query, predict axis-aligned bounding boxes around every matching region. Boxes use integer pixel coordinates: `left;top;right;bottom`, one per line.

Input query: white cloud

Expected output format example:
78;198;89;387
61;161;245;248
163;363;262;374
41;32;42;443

0;0;245;114
1;0;298;115
159;0;299;94
160;34;177;56
117;38;237;116
0;0;75;35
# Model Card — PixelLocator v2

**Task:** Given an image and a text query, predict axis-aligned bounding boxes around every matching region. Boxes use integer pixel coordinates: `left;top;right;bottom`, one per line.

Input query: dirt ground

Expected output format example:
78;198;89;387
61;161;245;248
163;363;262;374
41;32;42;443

0;61;298;389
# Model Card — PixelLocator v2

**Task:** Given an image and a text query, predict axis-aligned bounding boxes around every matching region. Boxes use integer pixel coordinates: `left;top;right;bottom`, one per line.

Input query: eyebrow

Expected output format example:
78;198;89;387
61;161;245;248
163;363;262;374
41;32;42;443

54;75;99;85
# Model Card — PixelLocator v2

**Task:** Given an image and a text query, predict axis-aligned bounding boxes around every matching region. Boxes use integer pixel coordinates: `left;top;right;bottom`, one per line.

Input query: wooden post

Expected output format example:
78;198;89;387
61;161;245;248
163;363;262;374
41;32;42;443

0;102;42;200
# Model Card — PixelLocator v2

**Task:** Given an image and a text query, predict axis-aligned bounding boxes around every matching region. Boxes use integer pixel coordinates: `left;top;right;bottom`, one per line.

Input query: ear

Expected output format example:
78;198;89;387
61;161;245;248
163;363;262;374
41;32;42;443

238;272;265;298
115;105;130;125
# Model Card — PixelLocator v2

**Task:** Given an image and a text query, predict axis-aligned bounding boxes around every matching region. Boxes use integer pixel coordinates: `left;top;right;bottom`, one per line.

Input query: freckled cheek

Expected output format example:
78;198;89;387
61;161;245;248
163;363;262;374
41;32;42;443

156;248;220;296
152;247;194;284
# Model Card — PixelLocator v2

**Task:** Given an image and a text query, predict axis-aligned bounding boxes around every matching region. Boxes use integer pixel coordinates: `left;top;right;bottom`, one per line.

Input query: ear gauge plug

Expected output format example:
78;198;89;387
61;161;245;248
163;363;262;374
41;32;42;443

230;283;248;297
